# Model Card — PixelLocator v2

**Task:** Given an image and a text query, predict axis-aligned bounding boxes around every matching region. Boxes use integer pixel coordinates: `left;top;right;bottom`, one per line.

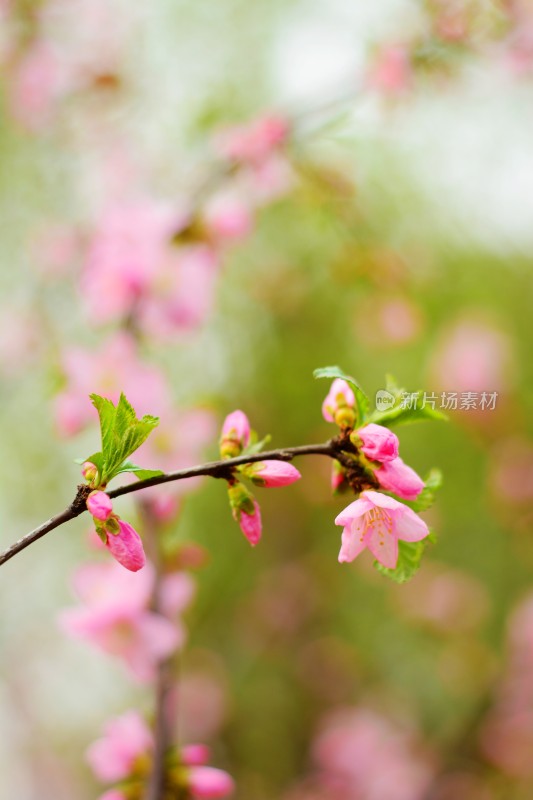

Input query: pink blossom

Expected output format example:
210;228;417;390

322;380;356;425
238;500;262;546
204;192;253;241
98;791;127;800
87;491;113;521
59;561;183;682
215;115;289;164
8;41;65;131
250;461;301;488
313;708;434;800
181;744;211;766
105;519;146;572
86;711;153;782
356;423;399;463
55;332;170;436
188;766;235;798
367;45;412;96
336;490;429;569
159;572;196;618
430;318;514;395
374;457;424;501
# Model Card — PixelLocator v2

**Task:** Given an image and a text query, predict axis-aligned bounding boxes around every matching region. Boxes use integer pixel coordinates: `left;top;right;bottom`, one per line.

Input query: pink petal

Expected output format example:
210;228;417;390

338;520;368;563
335;494;374;526
366;525;399;569
394;506;430;542
106;519;146;572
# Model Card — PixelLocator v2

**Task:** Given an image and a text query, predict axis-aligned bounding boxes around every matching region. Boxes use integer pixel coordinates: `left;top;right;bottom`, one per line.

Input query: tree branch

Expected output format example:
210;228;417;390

0;441;344;568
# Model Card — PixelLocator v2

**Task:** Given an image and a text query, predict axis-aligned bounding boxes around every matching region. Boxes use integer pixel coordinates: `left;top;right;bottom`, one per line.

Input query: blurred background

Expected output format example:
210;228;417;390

1;0;533;798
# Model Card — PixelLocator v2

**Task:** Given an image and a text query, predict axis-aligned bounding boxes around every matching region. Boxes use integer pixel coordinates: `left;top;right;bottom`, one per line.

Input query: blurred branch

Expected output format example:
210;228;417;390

0;440;351;567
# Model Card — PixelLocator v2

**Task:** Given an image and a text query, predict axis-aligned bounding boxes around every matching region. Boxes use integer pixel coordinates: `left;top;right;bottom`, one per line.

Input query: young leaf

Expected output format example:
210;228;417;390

242;433;272;457
114;460;164;481
89;393;160;484
313;365;370;421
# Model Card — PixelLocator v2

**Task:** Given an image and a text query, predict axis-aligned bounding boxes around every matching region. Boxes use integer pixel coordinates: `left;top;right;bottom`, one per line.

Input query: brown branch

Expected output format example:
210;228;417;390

0;441;344;568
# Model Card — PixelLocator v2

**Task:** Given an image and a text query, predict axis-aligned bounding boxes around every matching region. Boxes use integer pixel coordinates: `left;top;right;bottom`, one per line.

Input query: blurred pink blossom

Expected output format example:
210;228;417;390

59;561;187;681
336;490;429;569
87;710;152;783
312;707;434;800
430;318;514;395
8;41;65;130
55;332;170;436
367;45;412;96
188;766;235;798
215;115;289;165
204;192;254;241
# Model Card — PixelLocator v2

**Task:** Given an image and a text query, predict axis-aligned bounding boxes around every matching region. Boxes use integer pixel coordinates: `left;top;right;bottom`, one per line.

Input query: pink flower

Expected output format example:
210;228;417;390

374;457;424;501
59;561;183;682
356;423;399;463
367;45;412;96
181;744;211;766
322;380;356;425
87;711;153;783
87;491;113;521
105;519;146;572
98;791;127;800
220;410;251;457
188;766;235;798
336;490;429;569
215;115;289;164
238;500;262;546
249;461;301;487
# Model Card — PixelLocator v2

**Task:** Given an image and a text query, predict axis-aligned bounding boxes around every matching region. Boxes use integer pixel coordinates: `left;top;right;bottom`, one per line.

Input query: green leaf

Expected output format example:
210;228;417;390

89;393;160;484
114;460;164;481
313;365;370;422
242;433;272;457
374;539;429;584
74;452;105;472
401;469;443;512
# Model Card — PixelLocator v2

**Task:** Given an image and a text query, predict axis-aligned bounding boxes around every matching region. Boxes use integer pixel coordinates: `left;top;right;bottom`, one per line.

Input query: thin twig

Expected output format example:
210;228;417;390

0;441;340;568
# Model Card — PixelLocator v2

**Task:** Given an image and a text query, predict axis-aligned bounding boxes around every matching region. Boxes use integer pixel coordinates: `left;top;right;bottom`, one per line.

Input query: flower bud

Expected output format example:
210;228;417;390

220;410;251;458
331;460;349;493
82;461;99;485
87;490;113;521
228;483;262;546
181;744;211;766
353;423;399;463
374;457;424;500
188;766;235;798
322;379;357;429
105;519;146;572
246;461;301;488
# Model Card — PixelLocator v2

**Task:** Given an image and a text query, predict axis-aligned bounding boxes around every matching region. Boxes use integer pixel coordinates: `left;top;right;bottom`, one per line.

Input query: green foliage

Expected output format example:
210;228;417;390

241;432;271;456
78;394;161;486
313;365;370;422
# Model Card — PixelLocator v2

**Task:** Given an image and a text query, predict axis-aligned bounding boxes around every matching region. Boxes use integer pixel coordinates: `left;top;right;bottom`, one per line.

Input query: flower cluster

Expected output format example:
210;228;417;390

322;378;430;570
87;711;234;799
219;410;301;546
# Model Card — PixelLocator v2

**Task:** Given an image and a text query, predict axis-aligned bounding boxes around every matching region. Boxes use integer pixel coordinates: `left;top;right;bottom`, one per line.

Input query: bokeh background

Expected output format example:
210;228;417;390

1;1;533;798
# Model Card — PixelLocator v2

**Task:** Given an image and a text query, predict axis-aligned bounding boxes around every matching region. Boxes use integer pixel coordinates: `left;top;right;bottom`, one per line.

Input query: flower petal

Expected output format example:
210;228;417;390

366;523;399;569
